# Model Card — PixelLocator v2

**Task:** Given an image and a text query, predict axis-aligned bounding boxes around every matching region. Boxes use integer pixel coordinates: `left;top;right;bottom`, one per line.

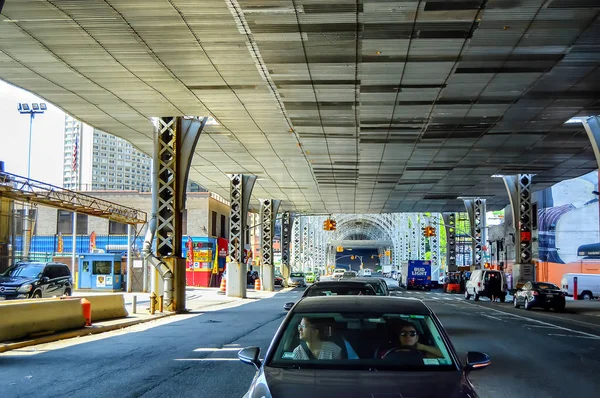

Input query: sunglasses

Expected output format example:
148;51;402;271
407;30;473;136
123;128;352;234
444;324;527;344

400;331;418;337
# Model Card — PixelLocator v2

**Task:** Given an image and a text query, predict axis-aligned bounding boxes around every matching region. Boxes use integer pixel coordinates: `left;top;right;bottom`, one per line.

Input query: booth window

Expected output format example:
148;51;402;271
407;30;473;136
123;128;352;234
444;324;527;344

57;211;88;234
93;261;112;275
109;221;128;235
114;260;122;275
220;214;227;238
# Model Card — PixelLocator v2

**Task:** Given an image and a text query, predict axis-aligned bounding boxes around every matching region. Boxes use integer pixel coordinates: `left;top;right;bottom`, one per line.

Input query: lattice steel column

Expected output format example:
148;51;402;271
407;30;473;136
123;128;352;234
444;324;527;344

290;216;301;273
409;214;418;259
227;174;256;297
301;218;309;272
419;214;428;260
281;212;292;281
442;213;457;272
464;198;486;270
504;174;535;283
260;199;281;291
153;117;206;312
430;213;441;283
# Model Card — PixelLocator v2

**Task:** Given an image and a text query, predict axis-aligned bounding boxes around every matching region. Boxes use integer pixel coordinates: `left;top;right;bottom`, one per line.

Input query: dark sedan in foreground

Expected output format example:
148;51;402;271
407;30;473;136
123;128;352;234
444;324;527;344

241;296;491;398
513;281;566;311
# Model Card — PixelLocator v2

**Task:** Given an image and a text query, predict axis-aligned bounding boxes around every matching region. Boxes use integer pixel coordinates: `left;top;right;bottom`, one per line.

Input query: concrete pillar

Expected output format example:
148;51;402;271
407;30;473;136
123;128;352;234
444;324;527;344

503;174;535;284
464;199;486;270
260;199;280;292
227;174;256;298
442;213;457;272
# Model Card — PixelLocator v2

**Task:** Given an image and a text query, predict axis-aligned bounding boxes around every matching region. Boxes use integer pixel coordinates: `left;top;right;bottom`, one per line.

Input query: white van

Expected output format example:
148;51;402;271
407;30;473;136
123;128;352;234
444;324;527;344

561;273;600;300
465;270;507;302
332;269;346;280
358;268;372;277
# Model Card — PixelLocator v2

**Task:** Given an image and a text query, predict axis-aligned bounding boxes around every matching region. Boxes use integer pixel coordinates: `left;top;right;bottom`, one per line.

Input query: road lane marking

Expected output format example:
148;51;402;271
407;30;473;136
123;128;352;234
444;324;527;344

551;332;600;339
481;314;504;321
523;324;559;329
467;303;600;339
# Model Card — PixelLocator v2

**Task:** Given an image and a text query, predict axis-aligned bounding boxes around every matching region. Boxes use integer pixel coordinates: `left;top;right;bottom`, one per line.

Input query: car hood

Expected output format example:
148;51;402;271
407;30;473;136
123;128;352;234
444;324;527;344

0;276;36;287
262;367;474;398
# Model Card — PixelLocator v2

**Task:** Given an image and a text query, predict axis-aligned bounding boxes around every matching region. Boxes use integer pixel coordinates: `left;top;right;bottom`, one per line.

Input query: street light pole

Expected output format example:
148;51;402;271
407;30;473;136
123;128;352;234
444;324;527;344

18;102;46;260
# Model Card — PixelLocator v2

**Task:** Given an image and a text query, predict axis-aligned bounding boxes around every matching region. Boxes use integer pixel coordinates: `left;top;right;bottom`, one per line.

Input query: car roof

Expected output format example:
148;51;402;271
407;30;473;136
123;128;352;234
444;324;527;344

310;280;373;287
294;296;432;315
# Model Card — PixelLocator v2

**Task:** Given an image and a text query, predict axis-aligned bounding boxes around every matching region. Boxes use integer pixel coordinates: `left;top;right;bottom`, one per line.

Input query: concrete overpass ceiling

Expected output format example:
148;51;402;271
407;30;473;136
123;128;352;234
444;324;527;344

1;1;599;213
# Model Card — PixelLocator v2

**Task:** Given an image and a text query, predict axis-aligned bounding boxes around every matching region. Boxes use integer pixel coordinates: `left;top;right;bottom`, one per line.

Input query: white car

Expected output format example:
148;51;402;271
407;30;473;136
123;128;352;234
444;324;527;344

287;272;306;287
332;269;346;279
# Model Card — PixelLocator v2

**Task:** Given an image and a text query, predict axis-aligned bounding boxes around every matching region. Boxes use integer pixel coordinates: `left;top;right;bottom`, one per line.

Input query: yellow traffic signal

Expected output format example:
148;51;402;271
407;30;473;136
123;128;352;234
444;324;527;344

385;250;391;257
351;255;355;260
337;246;344;252
423;226;436;237
323;218;337;231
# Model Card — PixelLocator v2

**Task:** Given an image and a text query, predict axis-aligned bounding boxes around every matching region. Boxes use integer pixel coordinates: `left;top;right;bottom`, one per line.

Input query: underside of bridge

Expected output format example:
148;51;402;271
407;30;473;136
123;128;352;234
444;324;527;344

1;1;599;214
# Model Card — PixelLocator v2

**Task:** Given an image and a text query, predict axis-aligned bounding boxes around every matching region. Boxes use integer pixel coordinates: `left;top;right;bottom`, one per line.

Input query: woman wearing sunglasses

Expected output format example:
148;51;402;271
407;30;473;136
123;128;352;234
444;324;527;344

379;320;443;360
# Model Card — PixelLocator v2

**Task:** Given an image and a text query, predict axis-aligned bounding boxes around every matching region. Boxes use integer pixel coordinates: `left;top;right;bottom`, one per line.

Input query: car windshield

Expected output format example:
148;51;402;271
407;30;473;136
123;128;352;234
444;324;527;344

290;273;304;278
342;272;356;278
269;312;455;371
304;285;376;297
4;264;44;278
533;282;559;290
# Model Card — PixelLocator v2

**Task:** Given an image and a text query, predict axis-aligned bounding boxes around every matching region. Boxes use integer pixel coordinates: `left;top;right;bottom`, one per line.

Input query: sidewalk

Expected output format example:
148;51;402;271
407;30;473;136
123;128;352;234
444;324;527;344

1;287;289;354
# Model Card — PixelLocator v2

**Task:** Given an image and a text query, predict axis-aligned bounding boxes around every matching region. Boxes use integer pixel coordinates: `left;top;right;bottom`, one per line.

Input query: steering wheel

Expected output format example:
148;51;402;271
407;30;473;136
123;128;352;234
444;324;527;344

381;347;424;364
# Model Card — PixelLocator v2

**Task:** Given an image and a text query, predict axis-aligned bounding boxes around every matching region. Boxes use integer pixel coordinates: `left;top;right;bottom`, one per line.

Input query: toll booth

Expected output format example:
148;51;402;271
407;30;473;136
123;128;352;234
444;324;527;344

77;253;123;290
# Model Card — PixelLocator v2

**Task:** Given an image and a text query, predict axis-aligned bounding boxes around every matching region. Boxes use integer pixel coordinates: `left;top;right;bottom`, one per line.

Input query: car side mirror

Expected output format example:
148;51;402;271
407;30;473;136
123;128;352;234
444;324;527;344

238;347;261;370
41;277;50;283
283;302;294;311
465;351;491;372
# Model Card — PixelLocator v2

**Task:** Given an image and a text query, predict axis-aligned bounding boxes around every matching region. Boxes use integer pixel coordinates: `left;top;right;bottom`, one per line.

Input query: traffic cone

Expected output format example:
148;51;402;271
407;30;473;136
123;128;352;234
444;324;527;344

255;278;261;291
218;276;226;294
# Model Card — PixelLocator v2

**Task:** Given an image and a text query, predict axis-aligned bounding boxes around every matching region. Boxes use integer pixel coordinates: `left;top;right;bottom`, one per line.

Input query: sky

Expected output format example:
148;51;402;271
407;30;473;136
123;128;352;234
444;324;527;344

0;79;66;186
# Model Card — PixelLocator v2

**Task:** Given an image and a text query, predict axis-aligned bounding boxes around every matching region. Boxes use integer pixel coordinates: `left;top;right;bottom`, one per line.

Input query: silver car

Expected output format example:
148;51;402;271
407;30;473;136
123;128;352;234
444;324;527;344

288;272;306;287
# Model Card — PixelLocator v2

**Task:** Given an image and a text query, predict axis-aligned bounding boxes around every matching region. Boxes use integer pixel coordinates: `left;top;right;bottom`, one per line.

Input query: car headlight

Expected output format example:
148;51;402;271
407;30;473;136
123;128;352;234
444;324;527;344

18;284;33;293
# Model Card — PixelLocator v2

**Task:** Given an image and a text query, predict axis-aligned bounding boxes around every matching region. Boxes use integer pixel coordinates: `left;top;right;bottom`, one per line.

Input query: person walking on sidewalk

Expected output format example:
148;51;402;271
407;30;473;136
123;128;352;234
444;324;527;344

489;273;501;302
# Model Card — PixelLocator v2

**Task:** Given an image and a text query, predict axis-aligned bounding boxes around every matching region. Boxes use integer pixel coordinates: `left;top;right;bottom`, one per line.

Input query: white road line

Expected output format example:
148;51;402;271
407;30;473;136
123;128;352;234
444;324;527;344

467;303;600;339
481;314;504;321
547;334;600;340
523;324;559;329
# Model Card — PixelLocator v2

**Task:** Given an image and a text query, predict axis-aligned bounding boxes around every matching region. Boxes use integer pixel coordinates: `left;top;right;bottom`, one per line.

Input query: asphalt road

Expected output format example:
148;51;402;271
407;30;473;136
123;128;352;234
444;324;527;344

2;288;600;398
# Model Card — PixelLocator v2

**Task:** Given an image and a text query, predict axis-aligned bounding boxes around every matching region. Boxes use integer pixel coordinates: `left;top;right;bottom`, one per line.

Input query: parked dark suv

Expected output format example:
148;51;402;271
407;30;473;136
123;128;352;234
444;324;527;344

0;262;73;300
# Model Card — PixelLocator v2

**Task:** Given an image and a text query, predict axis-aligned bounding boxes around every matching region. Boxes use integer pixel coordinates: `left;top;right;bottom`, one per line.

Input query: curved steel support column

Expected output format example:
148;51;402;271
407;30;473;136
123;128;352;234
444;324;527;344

227;174;256;297
503;174;534;283
148;117;206;312
442;213;457;272
464;199;486;270
260;199;280;291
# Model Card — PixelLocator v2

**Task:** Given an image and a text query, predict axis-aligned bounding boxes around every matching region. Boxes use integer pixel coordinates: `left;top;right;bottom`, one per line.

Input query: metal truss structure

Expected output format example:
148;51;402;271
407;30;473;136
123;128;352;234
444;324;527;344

465;198;486;270
280;212;292;278
504;174;535;281
430;213;441;278
419;214;428;260
443;213;457;272
0;172;146;225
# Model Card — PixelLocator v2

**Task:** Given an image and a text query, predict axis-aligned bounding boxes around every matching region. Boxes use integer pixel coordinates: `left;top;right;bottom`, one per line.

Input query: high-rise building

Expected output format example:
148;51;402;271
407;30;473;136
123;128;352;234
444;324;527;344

62;115;152;191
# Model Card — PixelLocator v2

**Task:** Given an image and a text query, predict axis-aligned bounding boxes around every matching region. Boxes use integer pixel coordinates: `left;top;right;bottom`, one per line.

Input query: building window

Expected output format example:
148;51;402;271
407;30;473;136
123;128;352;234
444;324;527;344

220;214;227;238
211;211;217;237
57;210;88;234
109;221;128;235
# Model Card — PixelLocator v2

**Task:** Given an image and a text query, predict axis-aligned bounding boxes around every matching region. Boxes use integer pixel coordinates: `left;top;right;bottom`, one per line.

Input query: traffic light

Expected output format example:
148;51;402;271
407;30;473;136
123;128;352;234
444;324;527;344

323;218;336;231
337;246;344;252
351;255;355;260
422;226;436;237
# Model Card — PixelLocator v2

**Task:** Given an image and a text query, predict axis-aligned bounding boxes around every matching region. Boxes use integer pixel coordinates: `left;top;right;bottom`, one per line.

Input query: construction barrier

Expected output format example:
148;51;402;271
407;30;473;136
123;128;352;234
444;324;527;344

77;294;128;322
255;278;262;291
0;299;85;342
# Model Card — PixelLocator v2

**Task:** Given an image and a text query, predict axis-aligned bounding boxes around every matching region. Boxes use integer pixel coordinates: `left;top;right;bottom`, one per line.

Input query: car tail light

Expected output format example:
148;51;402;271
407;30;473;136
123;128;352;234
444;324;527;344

532;291;539;296
477;282;481;288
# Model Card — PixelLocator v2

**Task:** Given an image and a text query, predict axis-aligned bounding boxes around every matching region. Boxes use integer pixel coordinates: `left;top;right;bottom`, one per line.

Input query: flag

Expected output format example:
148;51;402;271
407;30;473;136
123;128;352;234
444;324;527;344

57;232;63;253
89;231;96;251
72;134;79;171
212;243;219;274
186;236;194;268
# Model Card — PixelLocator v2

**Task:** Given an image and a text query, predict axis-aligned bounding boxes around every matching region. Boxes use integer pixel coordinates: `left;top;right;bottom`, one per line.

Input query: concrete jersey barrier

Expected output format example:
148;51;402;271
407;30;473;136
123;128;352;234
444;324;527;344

0;299;86;342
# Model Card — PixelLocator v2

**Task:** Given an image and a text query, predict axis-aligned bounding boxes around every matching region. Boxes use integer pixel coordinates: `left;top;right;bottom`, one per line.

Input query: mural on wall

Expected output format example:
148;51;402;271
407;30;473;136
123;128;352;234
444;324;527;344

536;170;599;264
